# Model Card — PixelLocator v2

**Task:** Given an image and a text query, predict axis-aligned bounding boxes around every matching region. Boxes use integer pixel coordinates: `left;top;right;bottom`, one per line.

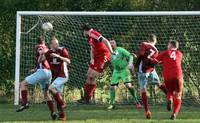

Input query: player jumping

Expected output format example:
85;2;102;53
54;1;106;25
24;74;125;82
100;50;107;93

16;36;52;115
43;37;70;121
135;34;167;119
78;23;114;103
107;39;142;110
152;40;183;120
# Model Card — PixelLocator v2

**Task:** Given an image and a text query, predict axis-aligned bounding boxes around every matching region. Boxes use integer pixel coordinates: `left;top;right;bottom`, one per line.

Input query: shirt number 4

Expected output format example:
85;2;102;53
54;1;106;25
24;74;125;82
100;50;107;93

170;51;176;60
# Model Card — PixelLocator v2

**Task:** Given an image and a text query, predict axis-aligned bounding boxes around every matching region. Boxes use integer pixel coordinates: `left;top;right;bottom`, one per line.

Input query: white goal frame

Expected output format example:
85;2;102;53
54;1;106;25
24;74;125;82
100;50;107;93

15;11;200;105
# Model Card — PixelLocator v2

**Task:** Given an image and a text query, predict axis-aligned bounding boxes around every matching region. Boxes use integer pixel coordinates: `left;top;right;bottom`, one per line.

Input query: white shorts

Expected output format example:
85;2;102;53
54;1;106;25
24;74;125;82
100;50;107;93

25;69;52;90
49;77;68;93
138;70;160;89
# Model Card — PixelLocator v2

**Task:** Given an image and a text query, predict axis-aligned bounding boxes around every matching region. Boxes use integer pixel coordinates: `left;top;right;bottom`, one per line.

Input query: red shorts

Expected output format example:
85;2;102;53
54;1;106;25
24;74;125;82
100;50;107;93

89;53;110;73
164;76;183;93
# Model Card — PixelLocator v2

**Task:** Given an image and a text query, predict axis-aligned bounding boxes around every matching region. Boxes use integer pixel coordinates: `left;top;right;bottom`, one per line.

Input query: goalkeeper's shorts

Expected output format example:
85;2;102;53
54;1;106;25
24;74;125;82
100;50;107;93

138;70;160;89
25;69;52;90
49;77;68;93
111;69;131;86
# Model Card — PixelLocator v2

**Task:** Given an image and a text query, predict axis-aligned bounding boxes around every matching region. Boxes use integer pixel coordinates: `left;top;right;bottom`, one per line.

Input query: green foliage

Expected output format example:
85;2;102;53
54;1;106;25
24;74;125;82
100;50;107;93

0;80;14;96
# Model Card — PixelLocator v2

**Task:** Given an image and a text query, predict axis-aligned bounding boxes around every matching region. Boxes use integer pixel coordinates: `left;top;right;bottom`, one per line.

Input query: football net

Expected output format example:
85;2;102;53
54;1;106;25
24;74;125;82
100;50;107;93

15;12;200;106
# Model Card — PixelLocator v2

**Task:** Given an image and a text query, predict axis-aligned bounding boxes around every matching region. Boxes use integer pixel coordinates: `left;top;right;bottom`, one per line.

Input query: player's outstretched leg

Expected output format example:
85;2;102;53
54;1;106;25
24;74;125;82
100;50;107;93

125;83;142;109
158;83;167;95
107;85;117;110
16;81;29;112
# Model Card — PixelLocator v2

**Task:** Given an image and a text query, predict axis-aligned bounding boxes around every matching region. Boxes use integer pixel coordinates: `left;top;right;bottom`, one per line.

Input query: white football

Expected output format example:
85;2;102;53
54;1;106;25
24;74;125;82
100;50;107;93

42;22;53;31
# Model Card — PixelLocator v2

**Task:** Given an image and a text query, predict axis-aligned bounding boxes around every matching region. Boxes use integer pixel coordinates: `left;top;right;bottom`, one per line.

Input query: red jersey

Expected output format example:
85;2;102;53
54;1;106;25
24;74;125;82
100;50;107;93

154;49;183;78
87;29;110;58
45;47;70;79
35;44;50;70
137;42;158;73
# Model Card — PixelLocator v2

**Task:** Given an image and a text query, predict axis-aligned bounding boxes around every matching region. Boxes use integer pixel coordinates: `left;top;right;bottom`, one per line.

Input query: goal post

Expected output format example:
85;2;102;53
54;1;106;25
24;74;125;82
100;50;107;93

15;13;21;105
15;11;200;105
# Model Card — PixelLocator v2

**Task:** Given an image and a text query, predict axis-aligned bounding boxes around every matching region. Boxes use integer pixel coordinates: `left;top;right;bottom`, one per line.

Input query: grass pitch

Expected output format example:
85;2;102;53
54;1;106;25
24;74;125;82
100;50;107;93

0;103;200;123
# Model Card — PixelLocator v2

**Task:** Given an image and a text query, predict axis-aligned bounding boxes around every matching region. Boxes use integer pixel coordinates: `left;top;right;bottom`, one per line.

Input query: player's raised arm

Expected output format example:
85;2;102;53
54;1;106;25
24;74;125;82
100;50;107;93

51;51;71;64
121;48;133;62
131;52;138;59
101;38;114;54
82;23;114;54
37;48;46;63
151;51;165;65
90;31;114;54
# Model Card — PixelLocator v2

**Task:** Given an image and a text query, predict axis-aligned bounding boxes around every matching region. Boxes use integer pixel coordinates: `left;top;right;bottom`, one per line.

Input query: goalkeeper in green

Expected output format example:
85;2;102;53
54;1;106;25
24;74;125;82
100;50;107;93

108;39;142;110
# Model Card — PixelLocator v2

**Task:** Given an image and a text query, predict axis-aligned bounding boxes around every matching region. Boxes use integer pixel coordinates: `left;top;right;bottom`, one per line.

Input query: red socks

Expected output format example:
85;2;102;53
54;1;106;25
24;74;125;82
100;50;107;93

142;92;149;112
167;91;182;114
53;93;65;107
173;98;182;114
159;84;167;95
21;90;28;106
88;84;96;100
47;100;55;113
59;111;65;118
84;82;90;97
84;83;96;101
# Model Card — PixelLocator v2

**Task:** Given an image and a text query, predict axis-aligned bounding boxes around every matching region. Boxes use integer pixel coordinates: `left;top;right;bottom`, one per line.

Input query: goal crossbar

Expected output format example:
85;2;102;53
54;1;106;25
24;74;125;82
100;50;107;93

17;11;200;16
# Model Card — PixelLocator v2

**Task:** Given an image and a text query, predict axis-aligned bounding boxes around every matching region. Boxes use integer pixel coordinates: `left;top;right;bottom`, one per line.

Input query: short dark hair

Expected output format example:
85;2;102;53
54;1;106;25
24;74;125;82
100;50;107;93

81;23;91;31
37;36;45;44
149;34;157;42
169;40;179;49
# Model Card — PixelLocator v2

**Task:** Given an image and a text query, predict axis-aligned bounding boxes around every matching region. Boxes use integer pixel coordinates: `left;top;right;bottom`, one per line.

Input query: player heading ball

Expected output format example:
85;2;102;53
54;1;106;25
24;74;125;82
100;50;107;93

78;23;115;104
16;36;52;113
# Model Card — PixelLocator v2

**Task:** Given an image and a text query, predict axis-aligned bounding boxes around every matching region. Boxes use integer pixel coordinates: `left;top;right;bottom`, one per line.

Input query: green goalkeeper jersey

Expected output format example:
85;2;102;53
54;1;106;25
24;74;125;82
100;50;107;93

111;47;133;71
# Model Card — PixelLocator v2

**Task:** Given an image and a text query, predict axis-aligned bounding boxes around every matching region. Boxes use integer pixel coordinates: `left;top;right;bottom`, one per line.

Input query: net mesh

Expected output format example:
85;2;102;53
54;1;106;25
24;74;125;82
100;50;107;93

18;14;200;105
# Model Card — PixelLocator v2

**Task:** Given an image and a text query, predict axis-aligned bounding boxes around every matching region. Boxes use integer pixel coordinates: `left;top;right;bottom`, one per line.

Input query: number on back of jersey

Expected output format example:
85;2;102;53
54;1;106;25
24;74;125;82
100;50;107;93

147;49;156;59
170;51;176;60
